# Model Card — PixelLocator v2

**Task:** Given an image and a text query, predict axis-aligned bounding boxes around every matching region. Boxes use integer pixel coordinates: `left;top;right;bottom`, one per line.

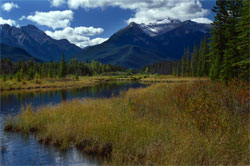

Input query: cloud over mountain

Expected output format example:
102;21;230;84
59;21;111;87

0;17;18;26
63;0;211;24
45;26;108;48
20;10;74;29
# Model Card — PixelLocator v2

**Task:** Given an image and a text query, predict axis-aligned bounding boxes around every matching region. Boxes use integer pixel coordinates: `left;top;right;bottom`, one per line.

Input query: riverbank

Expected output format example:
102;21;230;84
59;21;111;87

140;75;210;82
0;75;208;92
4;81;249;165
0;75;143;91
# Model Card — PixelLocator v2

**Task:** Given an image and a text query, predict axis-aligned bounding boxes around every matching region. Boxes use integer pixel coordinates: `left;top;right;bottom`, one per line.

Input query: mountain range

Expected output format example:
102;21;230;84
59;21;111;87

0;19;211;69
75;20;211;68
0;24;82;62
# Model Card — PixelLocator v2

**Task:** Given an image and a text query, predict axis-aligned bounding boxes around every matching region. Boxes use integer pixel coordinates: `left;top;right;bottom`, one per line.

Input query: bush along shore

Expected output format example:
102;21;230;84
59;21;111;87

4;81;249;165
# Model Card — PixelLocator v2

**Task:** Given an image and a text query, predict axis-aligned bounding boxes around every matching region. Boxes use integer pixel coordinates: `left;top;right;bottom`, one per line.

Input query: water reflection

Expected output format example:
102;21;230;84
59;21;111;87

0;82;148;166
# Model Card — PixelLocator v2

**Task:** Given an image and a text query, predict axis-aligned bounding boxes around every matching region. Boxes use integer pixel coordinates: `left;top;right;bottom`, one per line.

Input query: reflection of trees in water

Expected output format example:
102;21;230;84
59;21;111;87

60;90;67;101
66;82;143;99
1;82;147;113
70;89;81;98
49;91;53;101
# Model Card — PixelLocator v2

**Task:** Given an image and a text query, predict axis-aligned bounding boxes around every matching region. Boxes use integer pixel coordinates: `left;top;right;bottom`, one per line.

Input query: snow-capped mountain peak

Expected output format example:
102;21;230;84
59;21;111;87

137;18;211;37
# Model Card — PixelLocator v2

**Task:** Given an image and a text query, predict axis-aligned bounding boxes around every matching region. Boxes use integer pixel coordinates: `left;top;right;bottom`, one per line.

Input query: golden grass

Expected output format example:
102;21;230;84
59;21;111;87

140;75;210;83
0;74;204;91
4;81;250;165
0;75;145;91
0;77;95;91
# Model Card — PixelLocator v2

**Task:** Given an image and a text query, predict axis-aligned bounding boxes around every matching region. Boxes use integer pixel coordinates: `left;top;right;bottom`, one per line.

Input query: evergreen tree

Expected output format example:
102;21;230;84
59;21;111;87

20;65;24;80
186;47;190;75
176;62;180;76
221;0;243;82
236;0;250;81
181;56;186;76
59;53;67;78
172;65;177;76
48;61;53;78
197;41;203;77
191;44;199;76
200;36;209;76
209;0;229;80
16;71;21;82
145;67;149;74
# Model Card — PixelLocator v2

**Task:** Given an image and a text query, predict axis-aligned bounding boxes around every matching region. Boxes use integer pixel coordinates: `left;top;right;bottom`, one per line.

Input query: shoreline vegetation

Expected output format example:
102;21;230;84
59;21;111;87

4;81;249;165
0;75;209;92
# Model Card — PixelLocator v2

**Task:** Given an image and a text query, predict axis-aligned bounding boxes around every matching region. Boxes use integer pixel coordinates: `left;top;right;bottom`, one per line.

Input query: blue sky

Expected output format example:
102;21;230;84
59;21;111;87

0;0;216;48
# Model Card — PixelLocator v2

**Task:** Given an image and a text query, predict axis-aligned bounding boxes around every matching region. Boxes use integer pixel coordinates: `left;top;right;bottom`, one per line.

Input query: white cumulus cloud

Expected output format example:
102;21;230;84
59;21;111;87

0;17;18;26
45;26;108;48
20;10;74;29
1;2;19;12
49;0;66;7
191;17;213;24
65;0;212;24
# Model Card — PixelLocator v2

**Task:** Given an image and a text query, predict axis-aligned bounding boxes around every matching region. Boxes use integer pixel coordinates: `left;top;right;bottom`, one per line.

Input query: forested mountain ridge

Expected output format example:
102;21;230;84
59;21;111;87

0;43;42;62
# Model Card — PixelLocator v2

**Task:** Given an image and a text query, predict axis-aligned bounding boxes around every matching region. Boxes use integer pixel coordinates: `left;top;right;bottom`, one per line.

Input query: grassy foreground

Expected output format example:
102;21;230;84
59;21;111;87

4;81;249;165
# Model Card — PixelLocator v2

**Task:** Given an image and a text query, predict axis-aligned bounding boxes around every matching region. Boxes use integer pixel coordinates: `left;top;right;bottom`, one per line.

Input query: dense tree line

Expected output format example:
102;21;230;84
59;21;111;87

0;54;125;81
144;36;210;76
172;36;210;77
209;0;249;82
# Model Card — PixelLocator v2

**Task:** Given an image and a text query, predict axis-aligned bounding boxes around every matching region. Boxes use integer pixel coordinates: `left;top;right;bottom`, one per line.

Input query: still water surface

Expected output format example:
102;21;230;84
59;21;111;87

0;82;148;166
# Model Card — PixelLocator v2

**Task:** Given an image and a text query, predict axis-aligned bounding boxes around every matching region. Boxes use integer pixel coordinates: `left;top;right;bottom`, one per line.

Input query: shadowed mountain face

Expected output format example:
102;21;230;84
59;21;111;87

75;20;211;69
0;24;82;62
0;43;42;62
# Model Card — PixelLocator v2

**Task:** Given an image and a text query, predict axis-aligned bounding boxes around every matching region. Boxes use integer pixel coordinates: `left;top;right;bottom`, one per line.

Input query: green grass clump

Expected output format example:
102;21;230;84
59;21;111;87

5;81;249;165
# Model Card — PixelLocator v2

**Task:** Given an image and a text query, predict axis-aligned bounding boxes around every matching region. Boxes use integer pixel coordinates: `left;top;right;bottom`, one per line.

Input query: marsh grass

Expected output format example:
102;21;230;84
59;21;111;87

0;77;96;91
4;81;250;165
0;75;147;91
140;75;210;83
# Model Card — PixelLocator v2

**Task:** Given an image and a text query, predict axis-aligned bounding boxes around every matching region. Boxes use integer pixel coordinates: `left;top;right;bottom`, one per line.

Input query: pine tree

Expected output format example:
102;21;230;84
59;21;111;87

181;55;186;76
48;61;53;78
191;44;199;76
221;0;244;82
176;62;180;76
200;36;209;76
16;71;21;82
236;0;250;81
209;0;229;80
59;53;67;78
186;47;190;75
172;65;177;76
19;65;24;80
197;41;203;77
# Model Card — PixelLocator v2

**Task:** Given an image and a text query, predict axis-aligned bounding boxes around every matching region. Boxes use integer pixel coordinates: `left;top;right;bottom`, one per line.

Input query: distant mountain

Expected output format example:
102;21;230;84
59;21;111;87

0;43;42;62
0;24;82;62
75;19;211;69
